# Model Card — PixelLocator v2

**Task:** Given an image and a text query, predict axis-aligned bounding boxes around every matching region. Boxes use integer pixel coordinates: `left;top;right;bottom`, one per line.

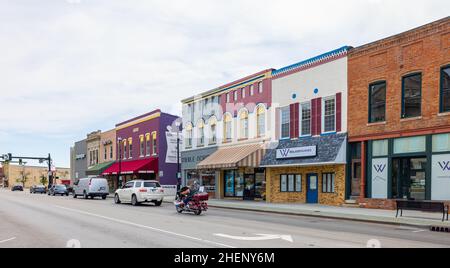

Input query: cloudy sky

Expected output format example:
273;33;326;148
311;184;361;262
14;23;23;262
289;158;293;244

0;0;448;168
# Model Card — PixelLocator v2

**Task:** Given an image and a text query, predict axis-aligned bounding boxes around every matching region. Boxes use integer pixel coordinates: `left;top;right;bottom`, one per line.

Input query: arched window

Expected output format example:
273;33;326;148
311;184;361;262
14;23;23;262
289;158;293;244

128;138;133;158
123;140;127;160
239;109;249;139
145;133;151;156
223;113;232;143
139;135;145;157
151;132;157;155
256;105;266;137
209;117;217;145
198;120;205;146
185;123;193;148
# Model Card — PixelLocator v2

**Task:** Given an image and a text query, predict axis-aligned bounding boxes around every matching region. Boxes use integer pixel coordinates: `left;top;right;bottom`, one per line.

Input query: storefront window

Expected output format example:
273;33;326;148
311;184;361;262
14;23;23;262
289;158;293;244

432;133;450;152
235;172;244;197
280;175;287;192
224;170;235;197
394;136;426;154
372;139;388;157
322;173;335;193
255;171;266;199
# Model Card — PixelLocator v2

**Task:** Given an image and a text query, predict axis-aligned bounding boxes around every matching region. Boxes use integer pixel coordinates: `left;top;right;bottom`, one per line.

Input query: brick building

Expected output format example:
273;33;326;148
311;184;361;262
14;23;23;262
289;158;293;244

347;17;450;208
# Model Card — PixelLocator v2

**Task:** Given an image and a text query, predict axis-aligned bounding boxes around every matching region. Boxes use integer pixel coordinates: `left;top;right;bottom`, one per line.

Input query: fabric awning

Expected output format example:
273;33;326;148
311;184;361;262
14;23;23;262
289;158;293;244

197;143;266;169
86;161;115;176
101;158;158;175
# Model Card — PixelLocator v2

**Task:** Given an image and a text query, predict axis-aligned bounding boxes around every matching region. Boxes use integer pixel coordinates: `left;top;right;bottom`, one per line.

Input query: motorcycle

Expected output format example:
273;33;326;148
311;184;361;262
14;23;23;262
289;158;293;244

174;186;209;215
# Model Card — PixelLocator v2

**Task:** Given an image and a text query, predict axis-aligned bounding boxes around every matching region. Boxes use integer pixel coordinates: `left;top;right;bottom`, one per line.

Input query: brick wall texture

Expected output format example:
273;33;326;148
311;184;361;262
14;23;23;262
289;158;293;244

266;164;346;206
348;17;450;140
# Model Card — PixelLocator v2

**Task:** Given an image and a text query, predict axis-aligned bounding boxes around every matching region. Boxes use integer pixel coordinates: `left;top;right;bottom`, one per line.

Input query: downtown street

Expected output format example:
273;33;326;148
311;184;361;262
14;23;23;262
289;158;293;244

1;189;449;248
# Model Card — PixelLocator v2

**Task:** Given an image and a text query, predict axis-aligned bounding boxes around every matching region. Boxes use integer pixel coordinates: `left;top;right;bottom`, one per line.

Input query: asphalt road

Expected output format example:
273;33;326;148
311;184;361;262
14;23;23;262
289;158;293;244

1;189;449;248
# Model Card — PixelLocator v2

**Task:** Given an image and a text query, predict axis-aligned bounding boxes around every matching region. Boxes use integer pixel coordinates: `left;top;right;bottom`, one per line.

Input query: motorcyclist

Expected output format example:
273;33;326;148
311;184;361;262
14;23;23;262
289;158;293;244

179;180;200;208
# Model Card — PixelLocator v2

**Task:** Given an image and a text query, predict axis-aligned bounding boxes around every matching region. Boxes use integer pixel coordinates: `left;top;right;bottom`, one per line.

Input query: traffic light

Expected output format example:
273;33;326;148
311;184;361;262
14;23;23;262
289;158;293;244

8;153;12;161
19;159;23;165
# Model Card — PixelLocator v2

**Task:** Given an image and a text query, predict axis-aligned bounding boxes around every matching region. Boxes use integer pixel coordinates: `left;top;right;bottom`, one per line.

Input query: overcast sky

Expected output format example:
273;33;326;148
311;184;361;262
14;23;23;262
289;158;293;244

0;0;448;168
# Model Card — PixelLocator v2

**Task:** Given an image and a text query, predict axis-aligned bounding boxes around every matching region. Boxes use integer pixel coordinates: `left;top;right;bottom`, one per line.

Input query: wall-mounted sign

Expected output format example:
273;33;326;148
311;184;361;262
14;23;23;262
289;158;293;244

432;154;450;200
371;158;388;198
133;127;139;133
75;154;86;160
276;146;317;159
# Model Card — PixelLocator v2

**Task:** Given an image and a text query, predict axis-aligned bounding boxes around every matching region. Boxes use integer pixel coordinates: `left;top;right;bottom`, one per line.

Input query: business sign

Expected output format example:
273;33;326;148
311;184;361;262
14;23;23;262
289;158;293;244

432;154;450;200
276;146;317;159
371;158;388;198
166;132;183;164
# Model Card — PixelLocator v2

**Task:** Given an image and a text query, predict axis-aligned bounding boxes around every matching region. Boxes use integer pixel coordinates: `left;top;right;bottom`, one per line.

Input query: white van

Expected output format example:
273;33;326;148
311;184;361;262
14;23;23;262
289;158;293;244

73;177;109;200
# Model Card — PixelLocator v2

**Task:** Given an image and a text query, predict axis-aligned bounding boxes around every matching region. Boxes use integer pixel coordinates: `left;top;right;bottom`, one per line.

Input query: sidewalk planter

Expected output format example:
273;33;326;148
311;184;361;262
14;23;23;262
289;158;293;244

347;17;450;208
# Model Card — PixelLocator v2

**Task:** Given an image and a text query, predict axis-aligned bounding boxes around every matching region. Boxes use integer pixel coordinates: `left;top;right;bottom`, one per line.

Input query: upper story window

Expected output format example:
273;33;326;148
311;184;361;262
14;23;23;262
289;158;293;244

440;65;450;113
250;85;254;96
280;106;290;139
258;82;263;93
139;135;145;157
223;113;232;142
323;96;336;133
152;132;157;155
123;140;127;160
145;134;151;156
104;147;107;160
198;120;205;146
256;105;265;137
128;138;133;158
301;102;311;136
209;118;217;145
369;81;387;123
234;91;238;101
402;73;422;118
110;145;113;159
239;110;249;140
185;124;193;148
242;88;246;99
226;93;230;103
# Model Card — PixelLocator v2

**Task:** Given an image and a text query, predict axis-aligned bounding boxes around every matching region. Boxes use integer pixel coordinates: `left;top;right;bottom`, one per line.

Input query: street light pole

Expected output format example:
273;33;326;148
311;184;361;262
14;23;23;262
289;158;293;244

176;129;181;191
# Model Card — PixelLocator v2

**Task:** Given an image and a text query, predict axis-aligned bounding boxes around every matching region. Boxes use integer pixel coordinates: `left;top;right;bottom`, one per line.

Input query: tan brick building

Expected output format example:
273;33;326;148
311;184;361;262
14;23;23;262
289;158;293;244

3;163;70;189
347;17;450;208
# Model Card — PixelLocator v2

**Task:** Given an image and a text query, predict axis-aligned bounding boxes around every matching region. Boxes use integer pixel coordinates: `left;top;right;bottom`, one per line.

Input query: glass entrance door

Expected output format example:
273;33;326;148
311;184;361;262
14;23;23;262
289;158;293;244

243;174;255;200
392;157;427;200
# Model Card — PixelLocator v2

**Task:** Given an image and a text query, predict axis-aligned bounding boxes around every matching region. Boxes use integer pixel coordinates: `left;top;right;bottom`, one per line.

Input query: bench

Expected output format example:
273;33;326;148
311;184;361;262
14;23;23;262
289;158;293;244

396;200;449;222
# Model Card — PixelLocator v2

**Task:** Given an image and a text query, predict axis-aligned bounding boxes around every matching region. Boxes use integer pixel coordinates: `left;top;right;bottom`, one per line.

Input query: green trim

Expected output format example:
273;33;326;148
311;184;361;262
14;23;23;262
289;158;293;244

86;161;115;175
426;135;432;200
387;139;394;198
367;141;372;198
440;65;450;113
401;72;422;119
368;81;387;123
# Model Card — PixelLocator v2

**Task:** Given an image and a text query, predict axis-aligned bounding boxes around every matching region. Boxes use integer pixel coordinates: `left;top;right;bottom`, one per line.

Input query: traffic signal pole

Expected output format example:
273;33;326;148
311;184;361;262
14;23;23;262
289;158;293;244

1;153;53;188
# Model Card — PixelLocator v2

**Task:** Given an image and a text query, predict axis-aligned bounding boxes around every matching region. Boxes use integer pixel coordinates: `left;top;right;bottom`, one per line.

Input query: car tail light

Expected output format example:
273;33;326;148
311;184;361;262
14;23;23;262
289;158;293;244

139;188;147;192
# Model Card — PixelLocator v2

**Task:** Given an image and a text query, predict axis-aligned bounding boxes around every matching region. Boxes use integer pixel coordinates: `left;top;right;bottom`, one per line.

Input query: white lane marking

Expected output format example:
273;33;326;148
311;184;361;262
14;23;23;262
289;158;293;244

0;237;16;244
54;205;234;248
412;230;426;233
66;239;81;248
214;233;293;243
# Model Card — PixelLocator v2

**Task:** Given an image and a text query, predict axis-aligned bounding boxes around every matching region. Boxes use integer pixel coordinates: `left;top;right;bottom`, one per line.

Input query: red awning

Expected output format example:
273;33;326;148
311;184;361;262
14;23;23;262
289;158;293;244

101;158;158;175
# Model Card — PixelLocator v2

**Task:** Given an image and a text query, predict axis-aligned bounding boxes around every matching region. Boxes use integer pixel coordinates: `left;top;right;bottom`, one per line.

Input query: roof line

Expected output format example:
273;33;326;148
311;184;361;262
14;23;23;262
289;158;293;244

271;46;350;77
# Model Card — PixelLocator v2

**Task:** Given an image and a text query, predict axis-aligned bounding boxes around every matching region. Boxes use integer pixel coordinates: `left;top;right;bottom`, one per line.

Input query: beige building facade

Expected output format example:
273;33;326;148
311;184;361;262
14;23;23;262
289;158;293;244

3;163;70;189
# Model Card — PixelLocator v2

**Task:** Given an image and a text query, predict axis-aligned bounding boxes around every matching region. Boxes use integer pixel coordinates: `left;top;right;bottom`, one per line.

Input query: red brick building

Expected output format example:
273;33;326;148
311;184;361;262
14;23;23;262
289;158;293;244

347;17;450;208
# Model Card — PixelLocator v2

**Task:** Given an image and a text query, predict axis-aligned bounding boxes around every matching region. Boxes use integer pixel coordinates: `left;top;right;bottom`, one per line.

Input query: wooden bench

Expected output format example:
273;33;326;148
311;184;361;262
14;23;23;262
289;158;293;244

396;200;449;222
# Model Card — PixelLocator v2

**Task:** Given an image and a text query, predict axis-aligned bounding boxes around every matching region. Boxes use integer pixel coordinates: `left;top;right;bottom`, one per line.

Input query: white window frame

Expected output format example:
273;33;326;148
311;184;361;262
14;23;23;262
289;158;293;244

280;106;290;139
300;101;312;137
322;95;336;134
258;82;263;93
234;91;238;101
250;85;254;96
242;88;246;99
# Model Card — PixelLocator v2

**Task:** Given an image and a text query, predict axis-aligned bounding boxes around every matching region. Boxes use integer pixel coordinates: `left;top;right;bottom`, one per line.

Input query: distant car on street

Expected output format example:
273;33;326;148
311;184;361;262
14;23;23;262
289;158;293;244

30;185;46;194
73;177;109;200
11;185;23;191
114;180;164;206
48;184;69;196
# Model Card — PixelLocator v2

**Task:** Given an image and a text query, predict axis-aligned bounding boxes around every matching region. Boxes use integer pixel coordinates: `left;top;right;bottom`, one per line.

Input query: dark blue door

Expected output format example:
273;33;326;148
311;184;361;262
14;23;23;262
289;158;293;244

307;174;318;204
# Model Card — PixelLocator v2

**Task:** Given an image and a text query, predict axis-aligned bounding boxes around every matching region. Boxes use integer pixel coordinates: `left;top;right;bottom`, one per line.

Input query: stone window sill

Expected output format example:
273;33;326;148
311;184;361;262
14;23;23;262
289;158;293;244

400;116;422;122
438;112;450;117
367;121;386;126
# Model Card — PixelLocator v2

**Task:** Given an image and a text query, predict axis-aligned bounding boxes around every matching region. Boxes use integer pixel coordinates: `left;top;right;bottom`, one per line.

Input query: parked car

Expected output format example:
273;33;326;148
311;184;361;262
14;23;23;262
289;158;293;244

11;185;23;191
114;180;164;206
73;177;109;200
48;184;69;196
30;185;46;194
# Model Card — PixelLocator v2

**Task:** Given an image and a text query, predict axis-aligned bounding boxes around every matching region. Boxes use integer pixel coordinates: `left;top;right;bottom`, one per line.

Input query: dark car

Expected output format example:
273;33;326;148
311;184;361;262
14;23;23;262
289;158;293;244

30;185;46;194
11;185;23;191
48;184;69;196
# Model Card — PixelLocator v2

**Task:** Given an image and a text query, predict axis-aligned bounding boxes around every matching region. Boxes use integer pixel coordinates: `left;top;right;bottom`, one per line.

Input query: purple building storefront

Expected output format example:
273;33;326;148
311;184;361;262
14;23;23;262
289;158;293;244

102;109;179;191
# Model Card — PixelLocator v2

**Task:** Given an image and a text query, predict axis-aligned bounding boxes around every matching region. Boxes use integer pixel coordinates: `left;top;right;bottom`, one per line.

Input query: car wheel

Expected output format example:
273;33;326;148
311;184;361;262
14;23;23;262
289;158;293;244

131;195;139;206
154;200;162;207
73;193;77;198
102;195;107;200
194;210;202;216
114;194;121;204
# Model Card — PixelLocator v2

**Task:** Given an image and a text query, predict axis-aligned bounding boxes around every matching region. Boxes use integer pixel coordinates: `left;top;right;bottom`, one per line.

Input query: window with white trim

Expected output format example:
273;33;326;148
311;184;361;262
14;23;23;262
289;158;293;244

301;102;311;136
323;96;336;133
280;106;290;139
322;173;335;193
258;82;263;93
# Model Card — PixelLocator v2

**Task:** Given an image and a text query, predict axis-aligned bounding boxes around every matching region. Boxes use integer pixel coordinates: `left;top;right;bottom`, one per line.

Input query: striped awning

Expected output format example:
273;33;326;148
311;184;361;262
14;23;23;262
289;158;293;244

197;143;266;169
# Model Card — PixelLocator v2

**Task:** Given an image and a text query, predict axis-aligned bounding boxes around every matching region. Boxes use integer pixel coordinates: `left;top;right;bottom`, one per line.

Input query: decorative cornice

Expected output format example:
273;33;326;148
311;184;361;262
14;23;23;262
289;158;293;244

349;16;450;59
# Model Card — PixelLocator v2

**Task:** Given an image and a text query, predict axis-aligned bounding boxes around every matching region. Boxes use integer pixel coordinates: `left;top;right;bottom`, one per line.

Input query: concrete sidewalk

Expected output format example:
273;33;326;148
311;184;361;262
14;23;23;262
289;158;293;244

189;199;450;228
